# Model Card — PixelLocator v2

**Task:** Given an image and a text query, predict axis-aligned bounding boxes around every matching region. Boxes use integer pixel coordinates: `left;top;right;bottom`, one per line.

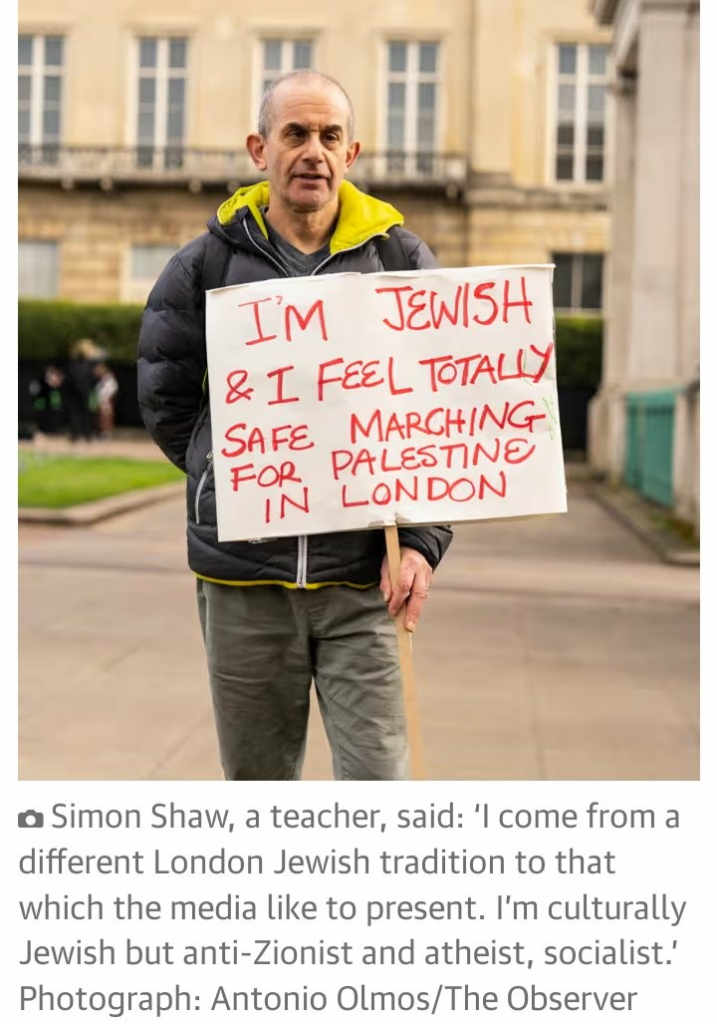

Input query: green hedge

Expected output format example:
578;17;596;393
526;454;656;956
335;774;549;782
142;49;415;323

554;316;603;388
18;300;604;387
18;300;144;365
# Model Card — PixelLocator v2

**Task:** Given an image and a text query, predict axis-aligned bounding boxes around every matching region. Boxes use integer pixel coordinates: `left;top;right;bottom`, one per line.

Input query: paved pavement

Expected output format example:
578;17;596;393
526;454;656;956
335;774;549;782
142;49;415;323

18;433;700;781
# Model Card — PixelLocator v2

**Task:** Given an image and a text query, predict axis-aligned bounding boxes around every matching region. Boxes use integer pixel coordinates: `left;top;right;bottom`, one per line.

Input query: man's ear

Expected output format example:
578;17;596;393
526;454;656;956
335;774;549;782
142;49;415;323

246;133;267;171
345;140;361;170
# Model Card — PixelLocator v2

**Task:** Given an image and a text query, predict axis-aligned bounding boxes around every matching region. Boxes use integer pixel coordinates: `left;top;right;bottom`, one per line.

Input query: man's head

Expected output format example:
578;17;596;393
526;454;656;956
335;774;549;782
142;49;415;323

246;71;361;222
257;70;356;141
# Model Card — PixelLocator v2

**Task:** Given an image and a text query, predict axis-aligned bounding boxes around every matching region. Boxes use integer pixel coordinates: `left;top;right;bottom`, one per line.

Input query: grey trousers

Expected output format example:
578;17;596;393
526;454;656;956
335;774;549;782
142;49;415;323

196;579;408;781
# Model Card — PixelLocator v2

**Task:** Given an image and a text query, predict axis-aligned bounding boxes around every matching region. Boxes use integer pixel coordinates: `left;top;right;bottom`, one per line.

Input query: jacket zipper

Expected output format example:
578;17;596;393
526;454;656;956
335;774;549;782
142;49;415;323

296;535;308;588
242;220;287;277
195;452;213;525
311;235;385;276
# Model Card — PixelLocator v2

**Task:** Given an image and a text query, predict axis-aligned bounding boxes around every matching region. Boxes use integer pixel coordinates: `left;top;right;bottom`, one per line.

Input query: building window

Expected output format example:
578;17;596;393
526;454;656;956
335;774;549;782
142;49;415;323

135;37;187;169
130;244;177;280
260;38;314;96
125;244;177;302
19;241;59;298
18;35;64;162
554;43;608;183
385;40;440;175
553;253;604;312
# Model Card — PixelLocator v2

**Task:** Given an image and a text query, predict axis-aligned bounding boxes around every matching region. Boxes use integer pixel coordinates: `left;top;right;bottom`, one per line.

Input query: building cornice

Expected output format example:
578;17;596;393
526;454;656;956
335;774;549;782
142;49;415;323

591;0;620;26
466;185;608;212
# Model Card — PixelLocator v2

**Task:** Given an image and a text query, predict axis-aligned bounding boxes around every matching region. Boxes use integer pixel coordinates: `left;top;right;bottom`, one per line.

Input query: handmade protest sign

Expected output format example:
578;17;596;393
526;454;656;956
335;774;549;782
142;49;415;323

205;265;566;542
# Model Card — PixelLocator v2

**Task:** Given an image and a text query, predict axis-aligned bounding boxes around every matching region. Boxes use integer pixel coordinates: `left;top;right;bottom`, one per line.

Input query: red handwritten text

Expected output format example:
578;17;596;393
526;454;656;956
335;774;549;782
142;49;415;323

417;345;553;392
331;439;535;480
349;402;548;443
317;356;413;401
341;472;508;508
236;296;329;346
376;277;533;331
221;422;314;459
267;365;300;405
225;369;254;404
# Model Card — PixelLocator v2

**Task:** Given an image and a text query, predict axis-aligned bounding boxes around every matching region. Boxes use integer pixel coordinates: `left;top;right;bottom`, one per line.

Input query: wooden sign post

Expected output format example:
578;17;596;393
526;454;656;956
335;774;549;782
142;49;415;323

384;523;425;781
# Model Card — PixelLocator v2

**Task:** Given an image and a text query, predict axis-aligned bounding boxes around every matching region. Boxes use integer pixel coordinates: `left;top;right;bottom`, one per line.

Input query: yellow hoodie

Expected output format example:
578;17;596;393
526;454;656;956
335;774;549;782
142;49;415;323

216;180;404;256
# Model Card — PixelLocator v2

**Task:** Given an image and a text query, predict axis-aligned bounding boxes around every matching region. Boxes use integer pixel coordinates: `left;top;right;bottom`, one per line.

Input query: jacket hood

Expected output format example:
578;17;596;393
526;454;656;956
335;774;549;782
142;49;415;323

213;180;404;255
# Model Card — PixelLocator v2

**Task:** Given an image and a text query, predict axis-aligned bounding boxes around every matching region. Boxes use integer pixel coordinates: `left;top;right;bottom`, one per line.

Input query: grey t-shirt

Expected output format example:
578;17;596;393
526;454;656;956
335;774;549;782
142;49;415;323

263;210;331;277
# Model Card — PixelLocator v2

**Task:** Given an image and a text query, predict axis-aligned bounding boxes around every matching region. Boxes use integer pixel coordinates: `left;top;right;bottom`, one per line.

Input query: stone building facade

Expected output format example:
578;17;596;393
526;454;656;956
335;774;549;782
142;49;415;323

19;0;610;310
588;0;699;530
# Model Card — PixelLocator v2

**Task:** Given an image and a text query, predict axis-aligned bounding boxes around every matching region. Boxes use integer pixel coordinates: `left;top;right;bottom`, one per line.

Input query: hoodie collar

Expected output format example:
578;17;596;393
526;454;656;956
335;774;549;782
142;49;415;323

216;180;403;255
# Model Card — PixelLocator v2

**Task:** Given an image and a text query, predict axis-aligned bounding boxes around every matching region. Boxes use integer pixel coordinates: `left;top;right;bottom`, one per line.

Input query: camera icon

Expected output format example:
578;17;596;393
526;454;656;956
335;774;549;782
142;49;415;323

18;809;44;828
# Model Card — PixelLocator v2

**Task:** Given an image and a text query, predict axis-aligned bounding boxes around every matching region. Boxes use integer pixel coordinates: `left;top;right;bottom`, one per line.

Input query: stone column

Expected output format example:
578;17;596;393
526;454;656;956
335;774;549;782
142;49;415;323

670;4;700;525
588;70;636;479
628;1;699;523
627;0;697;385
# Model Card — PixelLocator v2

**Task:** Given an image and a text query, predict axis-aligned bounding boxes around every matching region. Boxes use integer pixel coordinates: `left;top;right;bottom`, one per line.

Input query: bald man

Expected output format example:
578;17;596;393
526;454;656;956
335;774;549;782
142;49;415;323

138;71;452;781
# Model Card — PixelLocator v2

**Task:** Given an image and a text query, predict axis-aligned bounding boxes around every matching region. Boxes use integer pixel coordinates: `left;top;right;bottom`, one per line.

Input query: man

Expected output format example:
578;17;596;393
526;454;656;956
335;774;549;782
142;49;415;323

137;71;452;781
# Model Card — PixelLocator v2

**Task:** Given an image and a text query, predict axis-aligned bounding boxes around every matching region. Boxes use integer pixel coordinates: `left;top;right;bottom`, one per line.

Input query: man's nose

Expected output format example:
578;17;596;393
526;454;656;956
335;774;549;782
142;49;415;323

302;131;325;161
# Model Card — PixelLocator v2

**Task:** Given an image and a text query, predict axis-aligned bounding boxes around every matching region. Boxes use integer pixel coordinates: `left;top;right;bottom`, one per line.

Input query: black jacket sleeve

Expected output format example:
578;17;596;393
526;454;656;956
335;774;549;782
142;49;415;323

393;229;453;569
395;523;453;571
137;238;208;472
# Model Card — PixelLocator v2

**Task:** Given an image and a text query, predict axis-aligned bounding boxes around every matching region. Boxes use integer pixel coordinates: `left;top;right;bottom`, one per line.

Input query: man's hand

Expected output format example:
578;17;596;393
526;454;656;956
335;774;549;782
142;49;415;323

380;547;433;633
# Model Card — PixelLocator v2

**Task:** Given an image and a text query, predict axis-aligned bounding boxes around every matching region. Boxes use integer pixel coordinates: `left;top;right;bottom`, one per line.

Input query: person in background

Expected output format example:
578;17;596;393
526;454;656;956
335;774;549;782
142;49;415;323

64;338;100;441
29;364;65;435
94;361;119;439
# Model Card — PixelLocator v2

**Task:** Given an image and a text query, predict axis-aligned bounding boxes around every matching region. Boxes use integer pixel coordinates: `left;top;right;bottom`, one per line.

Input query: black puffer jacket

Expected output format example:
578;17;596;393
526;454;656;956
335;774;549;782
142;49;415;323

137;181;452;586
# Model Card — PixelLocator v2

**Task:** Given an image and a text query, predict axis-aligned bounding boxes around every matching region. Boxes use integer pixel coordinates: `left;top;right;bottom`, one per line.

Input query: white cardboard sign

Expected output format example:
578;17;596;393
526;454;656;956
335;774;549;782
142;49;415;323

205;265;566;542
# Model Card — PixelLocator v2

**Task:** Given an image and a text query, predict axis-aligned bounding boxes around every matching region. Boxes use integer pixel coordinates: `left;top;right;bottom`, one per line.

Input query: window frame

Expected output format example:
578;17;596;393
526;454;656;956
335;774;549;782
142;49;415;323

18;33;65;149
548;41;610;187
253;35;317;132
380;38;442;177
123;243;179;303
19;240;60;298
552;252;604;314
130;35;189;169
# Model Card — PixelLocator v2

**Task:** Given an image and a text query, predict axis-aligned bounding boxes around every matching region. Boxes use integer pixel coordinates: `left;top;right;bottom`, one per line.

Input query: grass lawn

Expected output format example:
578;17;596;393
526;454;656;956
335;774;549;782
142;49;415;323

18;453;184;508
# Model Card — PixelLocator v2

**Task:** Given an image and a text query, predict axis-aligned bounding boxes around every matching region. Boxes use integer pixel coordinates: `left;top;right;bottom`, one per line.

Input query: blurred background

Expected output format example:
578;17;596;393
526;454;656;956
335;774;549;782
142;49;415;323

18;0;700;781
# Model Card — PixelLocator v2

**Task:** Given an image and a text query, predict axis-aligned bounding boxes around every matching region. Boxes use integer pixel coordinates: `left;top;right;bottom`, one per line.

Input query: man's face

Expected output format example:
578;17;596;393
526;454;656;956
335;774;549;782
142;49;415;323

247;78;360;217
